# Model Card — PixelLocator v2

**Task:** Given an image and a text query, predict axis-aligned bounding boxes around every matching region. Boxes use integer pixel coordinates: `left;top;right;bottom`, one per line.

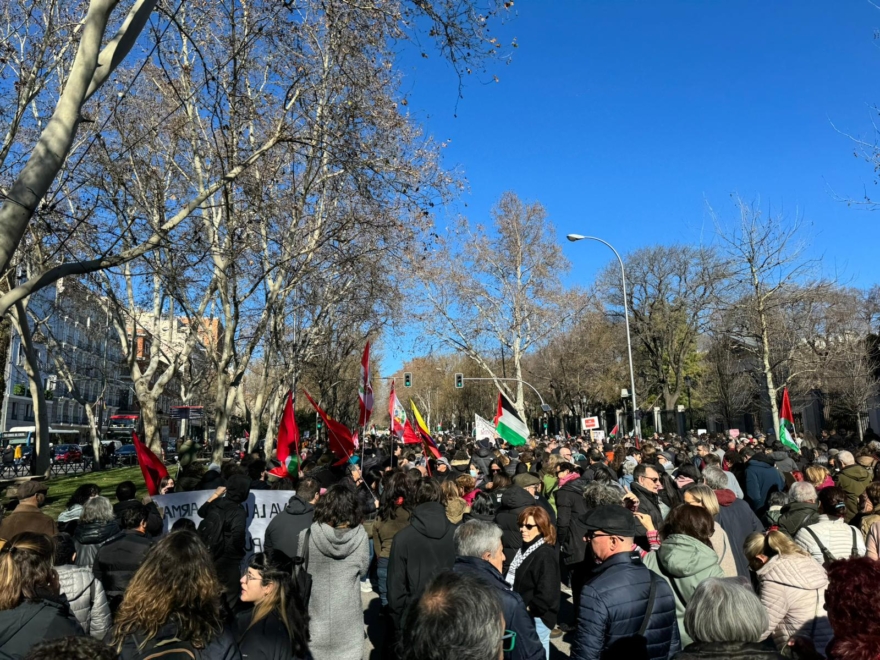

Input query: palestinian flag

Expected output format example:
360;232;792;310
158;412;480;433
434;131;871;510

493;393;528;447
779;388;799;453
609;424;619;439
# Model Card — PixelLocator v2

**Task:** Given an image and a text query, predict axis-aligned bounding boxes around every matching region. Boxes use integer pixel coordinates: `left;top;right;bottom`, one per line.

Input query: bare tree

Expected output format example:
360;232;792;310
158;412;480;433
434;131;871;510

412;191;586;420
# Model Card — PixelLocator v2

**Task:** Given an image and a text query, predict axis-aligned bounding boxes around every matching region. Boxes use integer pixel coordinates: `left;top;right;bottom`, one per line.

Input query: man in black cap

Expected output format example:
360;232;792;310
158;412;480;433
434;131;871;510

572;505;680;660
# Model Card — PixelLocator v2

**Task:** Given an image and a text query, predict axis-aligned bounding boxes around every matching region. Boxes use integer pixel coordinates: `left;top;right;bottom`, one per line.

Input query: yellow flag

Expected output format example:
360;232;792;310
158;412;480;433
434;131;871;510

410;400;430;435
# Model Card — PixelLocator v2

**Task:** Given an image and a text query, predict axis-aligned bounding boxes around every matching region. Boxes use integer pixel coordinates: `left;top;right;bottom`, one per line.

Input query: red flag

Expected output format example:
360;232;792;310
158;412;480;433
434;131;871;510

389;380;407;437
132;432;169;496
276;390;300;465
303;388;356;463
402;419;421;445
358;342;374;427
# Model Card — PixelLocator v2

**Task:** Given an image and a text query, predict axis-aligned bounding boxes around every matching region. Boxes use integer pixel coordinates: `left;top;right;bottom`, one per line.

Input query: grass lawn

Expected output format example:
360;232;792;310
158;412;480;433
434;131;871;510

40;466;151;519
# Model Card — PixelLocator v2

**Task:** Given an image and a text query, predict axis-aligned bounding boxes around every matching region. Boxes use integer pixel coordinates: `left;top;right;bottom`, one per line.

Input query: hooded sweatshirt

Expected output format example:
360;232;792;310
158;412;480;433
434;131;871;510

302;522;369;660
263;494;314;559
644;534;725;647
771;450;798;474
387;502;455;629
756;553;833;653
835;464;872;522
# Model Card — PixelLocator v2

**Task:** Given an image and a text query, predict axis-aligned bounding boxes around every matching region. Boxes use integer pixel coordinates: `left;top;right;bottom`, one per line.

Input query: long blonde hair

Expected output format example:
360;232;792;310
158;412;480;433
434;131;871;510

805;464;830;489
744;530;810;567
112;531;223;651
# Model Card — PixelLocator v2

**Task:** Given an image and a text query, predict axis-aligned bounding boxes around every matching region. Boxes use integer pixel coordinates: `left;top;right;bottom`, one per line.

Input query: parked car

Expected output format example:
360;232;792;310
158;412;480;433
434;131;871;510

53;444;83;464
114;444;137;465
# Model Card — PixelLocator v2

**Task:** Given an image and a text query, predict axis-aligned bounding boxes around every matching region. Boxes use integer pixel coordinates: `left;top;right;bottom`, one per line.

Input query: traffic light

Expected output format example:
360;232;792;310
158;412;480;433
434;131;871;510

404;372;412;387
454;373;464;388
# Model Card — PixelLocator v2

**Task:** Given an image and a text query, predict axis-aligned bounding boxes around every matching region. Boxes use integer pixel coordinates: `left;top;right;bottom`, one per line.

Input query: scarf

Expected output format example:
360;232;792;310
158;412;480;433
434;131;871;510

505;537;544;587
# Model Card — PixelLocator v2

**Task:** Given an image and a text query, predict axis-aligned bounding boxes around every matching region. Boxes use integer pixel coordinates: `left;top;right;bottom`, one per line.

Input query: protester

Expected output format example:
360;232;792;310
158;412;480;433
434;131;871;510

674;578;784;659
644;504;725;647
0;481;56;540
236;550;310;660
495;484;540;570
263;477;320;560
197;475;251;612
441;478;469;524
572;505;680;660
776;481;820;540
681;485;738;578
704;466;761;579
805;464;835;492
372;472;411;608
53;532;112;639
298;483;368;660
743;530;833;654
93;502;153;613
833;450;871;522
823;557;880;660
795;486;865;564
112;481;162;538
630;463;665;530
555;462;589;567
0;532;84;658
110;530;240;659
73;496;121;569
400;571;506;660
462;490;497;523
57;484;100;534
852;481;880;537
387;479;455;633
506;506;560;658
452;520;544;660
744;451;785;515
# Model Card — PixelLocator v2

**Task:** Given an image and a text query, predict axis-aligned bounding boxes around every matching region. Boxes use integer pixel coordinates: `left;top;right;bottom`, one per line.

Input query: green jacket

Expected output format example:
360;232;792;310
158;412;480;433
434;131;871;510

644;534;725;647
836;464;872;523
542;473;559;513
777;501;820;539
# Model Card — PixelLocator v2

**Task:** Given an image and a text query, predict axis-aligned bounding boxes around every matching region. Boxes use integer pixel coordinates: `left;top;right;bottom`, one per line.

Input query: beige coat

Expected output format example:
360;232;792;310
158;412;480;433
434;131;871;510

756;553;833;655
709;525;738;577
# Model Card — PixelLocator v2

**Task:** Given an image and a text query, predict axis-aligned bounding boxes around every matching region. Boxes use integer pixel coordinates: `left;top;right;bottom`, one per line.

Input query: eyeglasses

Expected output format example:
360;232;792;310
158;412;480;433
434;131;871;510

642;476;661;483
502;630;517;652
587;533;616;541
241;573;263;583
519;523;538;530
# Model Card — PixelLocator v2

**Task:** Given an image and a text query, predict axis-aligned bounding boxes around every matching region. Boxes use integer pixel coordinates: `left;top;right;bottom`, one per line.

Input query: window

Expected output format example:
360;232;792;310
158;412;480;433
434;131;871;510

11;402;18;419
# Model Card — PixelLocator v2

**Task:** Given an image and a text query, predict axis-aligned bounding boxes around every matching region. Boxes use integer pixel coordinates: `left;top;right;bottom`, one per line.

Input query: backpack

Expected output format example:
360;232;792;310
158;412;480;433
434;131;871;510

140;637;198;660
293;528;313;607
804;526;859;567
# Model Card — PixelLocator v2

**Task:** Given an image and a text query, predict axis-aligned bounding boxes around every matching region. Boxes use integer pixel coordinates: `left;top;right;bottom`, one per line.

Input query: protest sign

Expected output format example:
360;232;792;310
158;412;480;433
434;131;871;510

581;416;600;430
590;429;605;442
155;490;294;558
474;414;497;443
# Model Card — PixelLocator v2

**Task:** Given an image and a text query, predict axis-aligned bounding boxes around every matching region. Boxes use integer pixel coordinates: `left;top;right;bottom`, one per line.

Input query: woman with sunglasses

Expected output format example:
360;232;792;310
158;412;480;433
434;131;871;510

237;550;310;660
506;506;560;659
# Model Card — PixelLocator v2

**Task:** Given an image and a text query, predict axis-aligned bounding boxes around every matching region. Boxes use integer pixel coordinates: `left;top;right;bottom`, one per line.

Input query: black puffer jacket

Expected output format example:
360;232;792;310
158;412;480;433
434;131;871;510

115;621;242;660
386;501;455;630
495;486;538;570
0;597;83;658
263;495;314;560
630;483;664;531
454;557;544;660
573;552;680;660
93;530;153;612
556;477;589;565
673;640;785;659
235;610;309;660
74;518;121;569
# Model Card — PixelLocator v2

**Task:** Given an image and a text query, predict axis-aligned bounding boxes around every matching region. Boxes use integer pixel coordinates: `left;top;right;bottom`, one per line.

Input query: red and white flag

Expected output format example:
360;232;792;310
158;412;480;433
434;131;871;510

358;341;374;427
389;380;407;437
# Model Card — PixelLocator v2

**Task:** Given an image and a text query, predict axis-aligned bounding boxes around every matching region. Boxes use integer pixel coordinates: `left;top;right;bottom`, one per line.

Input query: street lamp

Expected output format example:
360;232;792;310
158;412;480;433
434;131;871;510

566;233;640;438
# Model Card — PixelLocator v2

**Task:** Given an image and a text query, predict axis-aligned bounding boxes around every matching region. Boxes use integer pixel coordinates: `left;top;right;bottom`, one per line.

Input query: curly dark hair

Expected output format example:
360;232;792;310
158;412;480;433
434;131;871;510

825;557;880;637
23;635;118;660
378;472;410;521
66;483;100;509
313;484;363;528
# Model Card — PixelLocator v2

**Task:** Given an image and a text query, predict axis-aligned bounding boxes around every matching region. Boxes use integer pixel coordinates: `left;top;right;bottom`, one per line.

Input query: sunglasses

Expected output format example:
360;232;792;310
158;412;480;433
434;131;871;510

502;630;517;653
642;476;661;483
519;523;538;530
587;532;616;541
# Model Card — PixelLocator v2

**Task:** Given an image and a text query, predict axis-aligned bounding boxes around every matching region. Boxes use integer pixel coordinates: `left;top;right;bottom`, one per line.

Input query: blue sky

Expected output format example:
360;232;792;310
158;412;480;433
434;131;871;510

385;1;880;371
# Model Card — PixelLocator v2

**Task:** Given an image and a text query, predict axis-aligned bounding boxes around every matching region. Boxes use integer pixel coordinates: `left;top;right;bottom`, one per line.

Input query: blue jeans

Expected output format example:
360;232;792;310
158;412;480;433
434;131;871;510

377;557;389;607
534;617;551;659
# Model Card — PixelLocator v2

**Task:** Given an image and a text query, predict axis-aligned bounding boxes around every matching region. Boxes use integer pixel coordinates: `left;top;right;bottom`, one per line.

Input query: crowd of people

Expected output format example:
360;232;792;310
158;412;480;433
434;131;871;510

1;427;880;659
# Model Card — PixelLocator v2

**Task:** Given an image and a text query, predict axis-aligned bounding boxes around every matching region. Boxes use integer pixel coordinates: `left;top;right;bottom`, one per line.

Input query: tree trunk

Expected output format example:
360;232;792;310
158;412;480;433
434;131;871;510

758;300;780;437
11;301;51;475
138;393;162;454
262;388;284;459
84;402;103;472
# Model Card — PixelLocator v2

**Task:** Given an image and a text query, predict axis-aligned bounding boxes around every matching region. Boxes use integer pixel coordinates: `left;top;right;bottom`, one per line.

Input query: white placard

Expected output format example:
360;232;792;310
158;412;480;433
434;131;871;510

582;416;600;430
474;414;497;442
155;490;294;559
590;429;606;442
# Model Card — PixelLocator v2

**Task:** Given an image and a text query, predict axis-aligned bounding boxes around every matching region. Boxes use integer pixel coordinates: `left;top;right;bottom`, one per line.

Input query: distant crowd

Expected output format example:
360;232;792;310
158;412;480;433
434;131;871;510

1;426;880;659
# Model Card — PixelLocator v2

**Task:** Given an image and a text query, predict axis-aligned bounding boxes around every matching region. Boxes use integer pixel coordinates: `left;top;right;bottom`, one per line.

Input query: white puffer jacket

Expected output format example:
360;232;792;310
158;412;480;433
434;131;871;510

795;516;866;564
756;553;834;655
56;564;112;638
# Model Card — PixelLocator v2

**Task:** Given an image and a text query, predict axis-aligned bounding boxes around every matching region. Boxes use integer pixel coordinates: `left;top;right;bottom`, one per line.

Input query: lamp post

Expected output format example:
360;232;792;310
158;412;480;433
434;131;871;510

566;233;641;438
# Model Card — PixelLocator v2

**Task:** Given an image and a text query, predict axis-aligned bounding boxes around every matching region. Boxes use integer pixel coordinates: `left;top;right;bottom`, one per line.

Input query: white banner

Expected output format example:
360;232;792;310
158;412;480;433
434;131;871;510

582;416;600;430
154;490;294;558
590;429;606;442
474;414;497;442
